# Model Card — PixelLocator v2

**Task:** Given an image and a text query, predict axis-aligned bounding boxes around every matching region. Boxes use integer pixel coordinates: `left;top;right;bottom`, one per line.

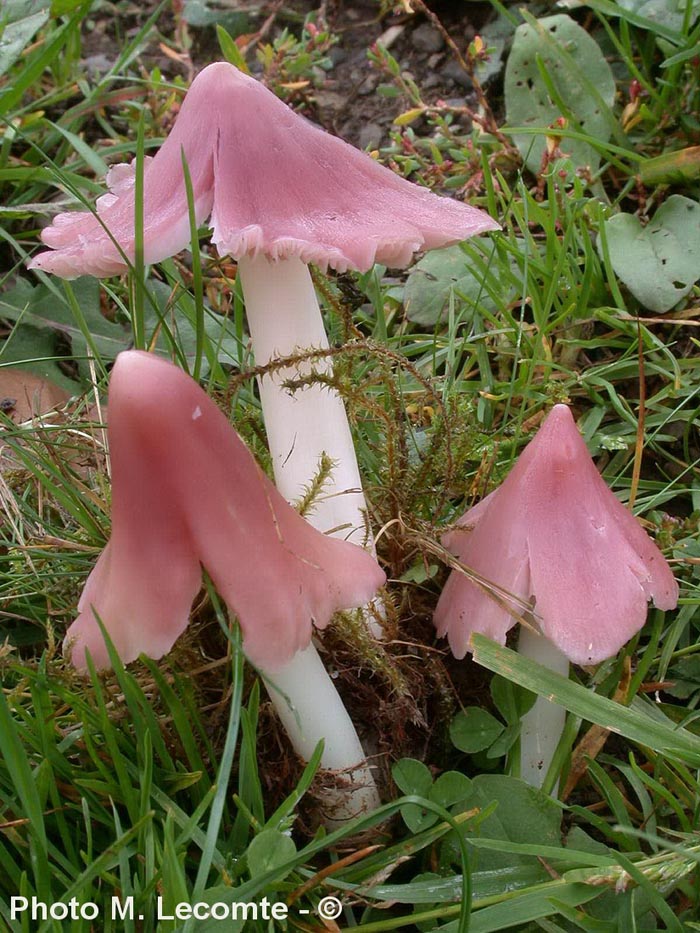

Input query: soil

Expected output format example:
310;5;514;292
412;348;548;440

84;0;498;147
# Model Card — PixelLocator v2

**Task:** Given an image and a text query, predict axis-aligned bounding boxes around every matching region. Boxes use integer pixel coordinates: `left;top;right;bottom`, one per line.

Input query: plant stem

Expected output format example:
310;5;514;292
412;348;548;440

262;643;380;825
517;627;569;793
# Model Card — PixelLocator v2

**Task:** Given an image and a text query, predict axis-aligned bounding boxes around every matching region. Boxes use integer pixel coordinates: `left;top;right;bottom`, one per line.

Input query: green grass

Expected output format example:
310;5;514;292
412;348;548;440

1;0;700;930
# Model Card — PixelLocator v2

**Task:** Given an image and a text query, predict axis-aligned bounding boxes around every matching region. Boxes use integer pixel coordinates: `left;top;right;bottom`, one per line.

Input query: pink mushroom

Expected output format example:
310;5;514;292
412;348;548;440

29;62;499;588
67;350;385;819
434;404;678;788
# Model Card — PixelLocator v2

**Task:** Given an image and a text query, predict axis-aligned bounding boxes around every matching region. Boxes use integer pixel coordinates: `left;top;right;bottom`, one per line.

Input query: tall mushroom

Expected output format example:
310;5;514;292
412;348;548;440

67;350;386;822
434;404;678;790
28;61;499;572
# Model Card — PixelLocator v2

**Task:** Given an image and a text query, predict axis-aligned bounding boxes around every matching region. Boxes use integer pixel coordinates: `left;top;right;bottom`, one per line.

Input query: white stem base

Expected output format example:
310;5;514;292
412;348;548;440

263;643;380;826
238;254;373;549
517;627;569;794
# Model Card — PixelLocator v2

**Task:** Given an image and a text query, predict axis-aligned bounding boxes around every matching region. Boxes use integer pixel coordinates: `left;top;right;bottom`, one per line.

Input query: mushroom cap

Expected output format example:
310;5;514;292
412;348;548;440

65;350;385;671
29;62;499;278
434;404;678;665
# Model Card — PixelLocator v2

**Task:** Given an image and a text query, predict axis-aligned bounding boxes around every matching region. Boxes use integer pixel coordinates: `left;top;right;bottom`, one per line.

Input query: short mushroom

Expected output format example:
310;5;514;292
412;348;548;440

66;350;386;822
434;404;678;790
29;62;499;607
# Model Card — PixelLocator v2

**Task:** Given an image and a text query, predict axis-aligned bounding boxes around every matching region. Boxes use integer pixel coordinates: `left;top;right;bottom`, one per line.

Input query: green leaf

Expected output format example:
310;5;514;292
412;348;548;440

454;775;563;874
474;15;514;85
145;278;243;374
616;0;700;34
0;323;81;394
0;3;50;78
404;245;496;326
486;723;520;759
367;864;550;904
0;686;51;898
490;674;535;724
392;757;433;796
431;771;473;810
51;0;85;12
440;881;601;932
0;276;242;377
49;121;109;177
0;8;75;115
246;829;296;878
450;707;504;754
393;758;436;832
504;14;616;173
472;634;700;766
183;0;249;33
666;655;700;699
602;195;700;312
0;277;127;363
639;146;700;185
216;23;249;71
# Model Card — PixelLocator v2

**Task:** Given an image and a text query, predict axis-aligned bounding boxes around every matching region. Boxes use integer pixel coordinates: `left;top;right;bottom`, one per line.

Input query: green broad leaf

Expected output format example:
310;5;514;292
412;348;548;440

485;722;520;759
392;766;472;835
0;276;242;377
0;3;50;78
183;0;249;34
490;674;536;724
451;775;563;874
616;0;700;34
404;245;495;326
0;324;81;394
665;655;700;699
393;758;436;832
450;707;504;754
145;278;243;375
431;771;473;810
0;277;128;363
246;829;296;878
392;757;433;797
504;14;616;173
602;195;700;312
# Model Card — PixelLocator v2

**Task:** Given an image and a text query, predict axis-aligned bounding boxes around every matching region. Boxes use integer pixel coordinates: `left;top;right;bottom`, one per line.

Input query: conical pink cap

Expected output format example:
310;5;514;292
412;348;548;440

434;405;678;664
65;351;385;671
30;62;498;278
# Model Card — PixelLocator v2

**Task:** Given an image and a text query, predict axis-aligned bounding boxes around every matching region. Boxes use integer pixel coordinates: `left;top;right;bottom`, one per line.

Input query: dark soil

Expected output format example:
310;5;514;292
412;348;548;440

84;0;497;146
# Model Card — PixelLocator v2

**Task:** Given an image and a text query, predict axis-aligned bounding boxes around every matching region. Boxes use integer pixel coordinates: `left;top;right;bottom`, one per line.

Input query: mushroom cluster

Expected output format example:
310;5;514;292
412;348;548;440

28;62;498;823
27;60;677;815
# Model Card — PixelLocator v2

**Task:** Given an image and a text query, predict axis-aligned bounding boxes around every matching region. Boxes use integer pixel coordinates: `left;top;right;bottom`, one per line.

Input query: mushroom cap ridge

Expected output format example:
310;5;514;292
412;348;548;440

29;62;499;278
65;350;386;671
434;404;678;664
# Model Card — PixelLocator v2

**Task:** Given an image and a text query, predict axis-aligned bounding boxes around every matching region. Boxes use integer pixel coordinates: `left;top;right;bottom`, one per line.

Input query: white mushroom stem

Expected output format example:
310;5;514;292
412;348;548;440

262;644;380;825
238;254;382;821
237;254;375;552
517;627;569;794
